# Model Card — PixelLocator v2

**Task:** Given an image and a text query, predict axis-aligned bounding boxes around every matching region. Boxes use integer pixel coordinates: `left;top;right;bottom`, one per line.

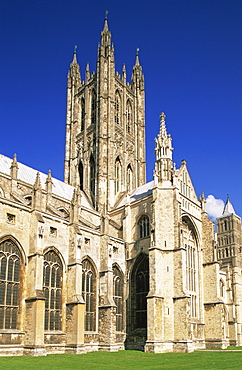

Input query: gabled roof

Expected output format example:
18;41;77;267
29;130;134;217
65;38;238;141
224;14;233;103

175;160;199;203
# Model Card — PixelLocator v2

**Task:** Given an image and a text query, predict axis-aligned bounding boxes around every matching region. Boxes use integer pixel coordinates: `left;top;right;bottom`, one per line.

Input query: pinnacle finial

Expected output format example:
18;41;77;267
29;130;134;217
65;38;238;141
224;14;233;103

12;153;18;166
34;172;42;190
72;45;78;64
160;112;166;123
135;48;140;65
104;10;109;30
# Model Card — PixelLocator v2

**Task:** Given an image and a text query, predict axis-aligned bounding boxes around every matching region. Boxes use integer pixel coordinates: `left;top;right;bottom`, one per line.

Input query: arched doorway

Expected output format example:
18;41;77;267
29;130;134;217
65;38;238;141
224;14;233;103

126;254;149;350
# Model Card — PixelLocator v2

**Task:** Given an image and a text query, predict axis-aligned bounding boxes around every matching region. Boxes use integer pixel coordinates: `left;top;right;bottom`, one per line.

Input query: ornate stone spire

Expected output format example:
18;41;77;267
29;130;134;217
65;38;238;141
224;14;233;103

132;48;143;85
68;45;81;83
154;113;174;183
101;11;111;47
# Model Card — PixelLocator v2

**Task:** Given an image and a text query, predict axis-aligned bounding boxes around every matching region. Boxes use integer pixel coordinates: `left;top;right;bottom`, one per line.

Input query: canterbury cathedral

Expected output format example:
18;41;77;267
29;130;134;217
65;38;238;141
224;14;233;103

0;18;242;356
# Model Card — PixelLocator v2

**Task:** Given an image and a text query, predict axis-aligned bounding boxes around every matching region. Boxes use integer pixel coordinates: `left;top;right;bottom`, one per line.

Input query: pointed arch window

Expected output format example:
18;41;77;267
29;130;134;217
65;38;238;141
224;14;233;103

91;89;97;125
138;215;150;239
79;161;84;190
0;239;21;329
126;100;132;134
43;250;62;331
113;265;123;332
115;91;121;125
220;279;225;298
183;219;197;318
82;259;96;331
135;258;149;329
81;98;85;131
115;157;121;195
126;164;132;192
90;155;95;205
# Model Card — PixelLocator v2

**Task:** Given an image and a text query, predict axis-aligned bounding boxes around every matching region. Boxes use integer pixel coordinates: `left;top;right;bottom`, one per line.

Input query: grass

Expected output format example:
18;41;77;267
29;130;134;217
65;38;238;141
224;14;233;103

1;350;242;370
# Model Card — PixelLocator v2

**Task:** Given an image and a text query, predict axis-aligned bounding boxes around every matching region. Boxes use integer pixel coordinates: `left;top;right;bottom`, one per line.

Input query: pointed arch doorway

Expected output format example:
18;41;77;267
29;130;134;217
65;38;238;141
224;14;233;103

126;254;149;351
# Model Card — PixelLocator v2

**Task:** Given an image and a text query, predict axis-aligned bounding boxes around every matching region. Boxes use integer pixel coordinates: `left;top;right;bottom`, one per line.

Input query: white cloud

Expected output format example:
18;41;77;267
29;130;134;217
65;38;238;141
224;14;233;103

206;195;224;221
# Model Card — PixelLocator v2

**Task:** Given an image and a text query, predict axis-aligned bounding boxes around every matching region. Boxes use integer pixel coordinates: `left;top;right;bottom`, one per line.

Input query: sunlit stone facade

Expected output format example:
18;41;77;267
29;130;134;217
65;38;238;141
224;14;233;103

0;18;241;356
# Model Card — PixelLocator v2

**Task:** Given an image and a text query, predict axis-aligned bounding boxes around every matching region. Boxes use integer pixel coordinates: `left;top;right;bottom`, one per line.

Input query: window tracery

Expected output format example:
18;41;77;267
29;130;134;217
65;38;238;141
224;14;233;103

43;250;62;331
0;239;21;329
113;265;123;331
82;259;96;331
138;215;150;239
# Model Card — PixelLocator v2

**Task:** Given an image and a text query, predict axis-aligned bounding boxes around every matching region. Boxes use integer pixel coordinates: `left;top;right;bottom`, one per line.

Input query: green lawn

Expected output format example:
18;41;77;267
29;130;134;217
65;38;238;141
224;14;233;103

1;350;242;370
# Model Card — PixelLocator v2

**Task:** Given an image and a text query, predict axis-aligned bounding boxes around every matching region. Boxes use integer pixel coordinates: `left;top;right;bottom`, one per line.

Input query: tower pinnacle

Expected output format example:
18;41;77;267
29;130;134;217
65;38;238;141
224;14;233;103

154;113;173;183
135;48;140;66
100;10;111;47
104;11;109;30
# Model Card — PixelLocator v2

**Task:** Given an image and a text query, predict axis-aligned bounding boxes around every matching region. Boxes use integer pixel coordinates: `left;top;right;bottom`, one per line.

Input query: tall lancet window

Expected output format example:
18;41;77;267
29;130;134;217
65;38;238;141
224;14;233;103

115;157;121;195
126;100;132;134
82;259;96;331
127;164;132;192
113;265;123;332
90;155;95;204
182;218;197;318
43;250;62;331
81;98;85;131
115;91;121;125
138;215;150;239
0;238;21;329
78;161;84;190
91;89;96;124
135;257;149;329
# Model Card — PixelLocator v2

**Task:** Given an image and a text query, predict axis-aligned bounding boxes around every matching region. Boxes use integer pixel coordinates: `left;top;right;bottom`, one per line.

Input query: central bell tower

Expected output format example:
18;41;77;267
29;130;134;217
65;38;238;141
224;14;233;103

64;16;146;210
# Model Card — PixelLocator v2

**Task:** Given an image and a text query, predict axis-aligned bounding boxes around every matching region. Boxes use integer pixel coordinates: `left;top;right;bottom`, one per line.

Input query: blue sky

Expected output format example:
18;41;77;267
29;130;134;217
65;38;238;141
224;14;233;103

1;0;241;219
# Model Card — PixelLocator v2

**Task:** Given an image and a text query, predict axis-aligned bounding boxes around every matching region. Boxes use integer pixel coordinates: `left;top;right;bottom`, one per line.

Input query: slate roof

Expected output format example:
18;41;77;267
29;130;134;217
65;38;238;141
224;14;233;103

118;180;154;207
0;153;76;201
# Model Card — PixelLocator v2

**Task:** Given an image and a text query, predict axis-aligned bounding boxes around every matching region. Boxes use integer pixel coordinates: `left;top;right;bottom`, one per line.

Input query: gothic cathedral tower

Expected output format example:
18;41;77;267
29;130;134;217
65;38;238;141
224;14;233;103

64;17;146;210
